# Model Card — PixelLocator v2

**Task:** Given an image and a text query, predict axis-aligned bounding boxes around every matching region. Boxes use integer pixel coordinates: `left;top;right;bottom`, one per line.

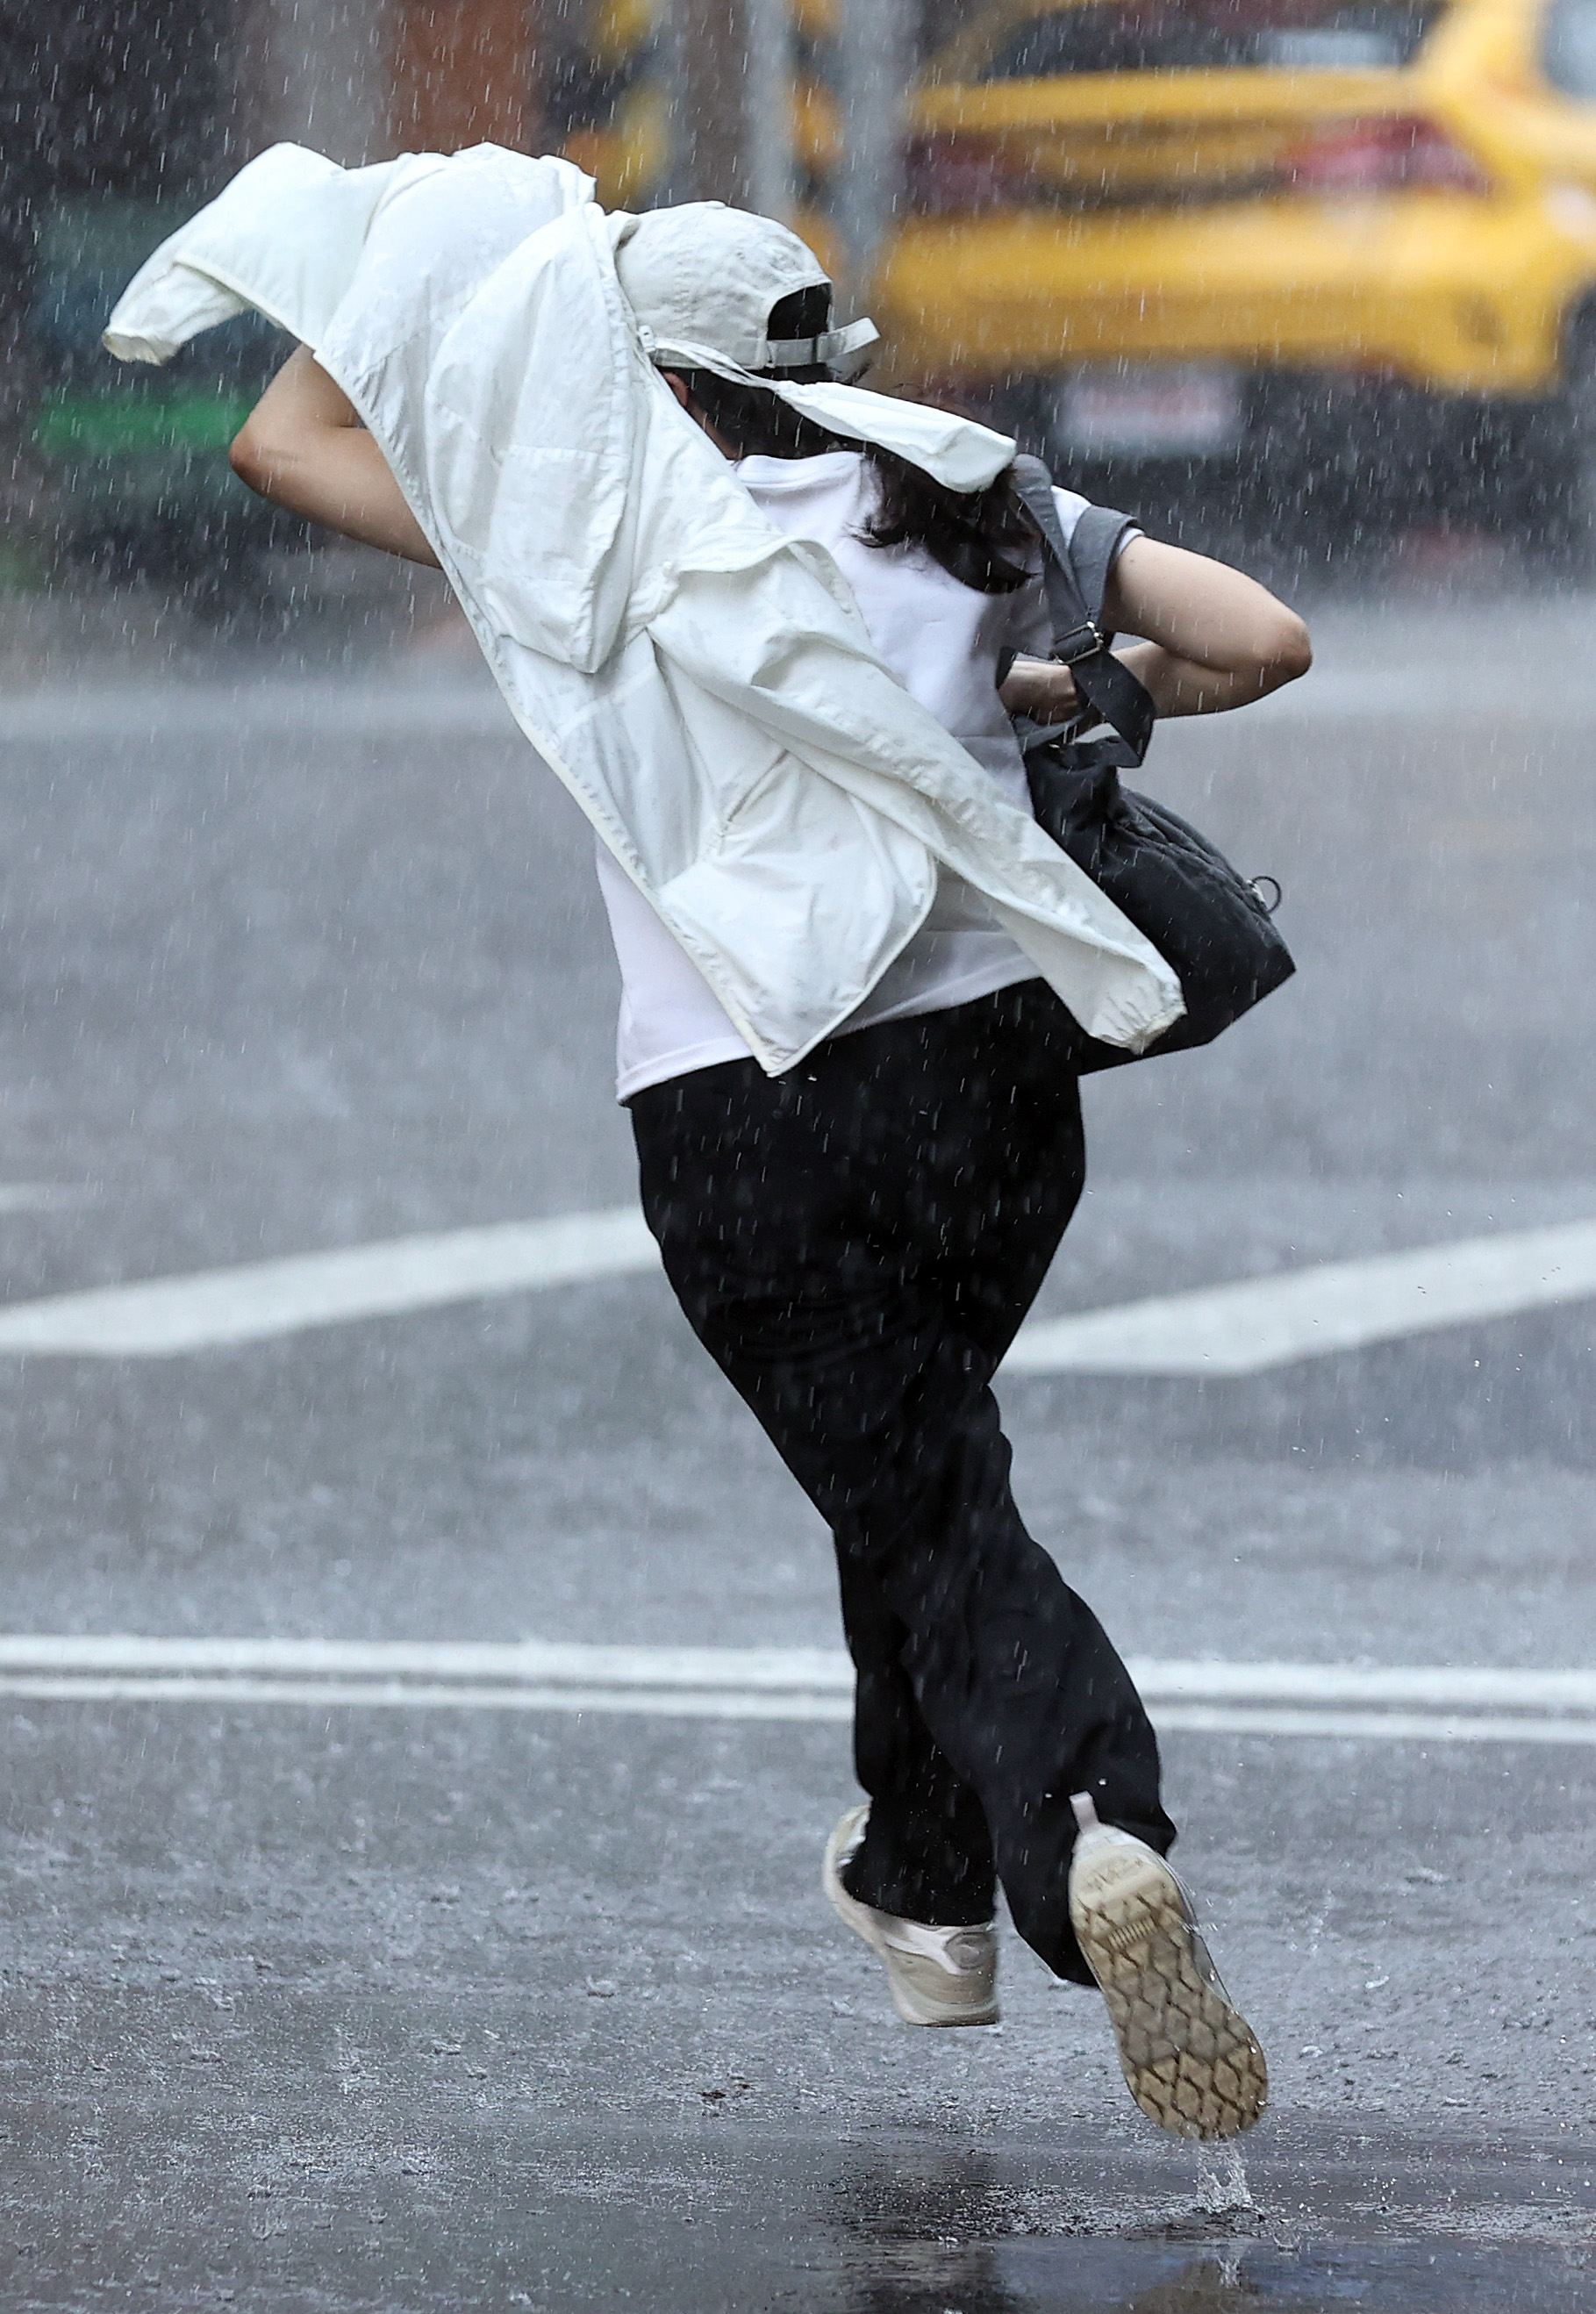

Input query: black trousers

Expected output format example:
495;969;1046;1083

630;981;1174;1984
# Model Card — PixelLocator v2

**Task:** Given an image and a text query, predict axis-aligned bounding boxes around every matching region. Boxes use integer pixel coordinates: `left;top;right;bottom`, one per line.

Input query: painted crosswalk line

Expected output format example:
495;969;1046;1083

0;1208;658;1356
0;1637;1590;1744
1004;1216;1596;1377
1;1208;1595;1372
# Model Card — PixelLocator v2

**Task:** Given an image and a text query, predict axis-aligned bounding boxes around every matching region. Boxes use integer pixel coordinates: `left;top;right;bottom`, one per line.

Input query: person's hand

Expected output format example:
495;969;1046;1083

998;655;1080;724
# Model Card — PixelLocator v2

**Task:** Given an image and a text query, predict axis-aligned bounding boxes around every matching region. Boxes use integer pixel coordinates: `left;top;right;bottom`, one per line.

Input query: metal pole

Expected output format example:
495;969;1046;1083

656;0;748;207
835;0;913;298
653;0;691;204
744;0;795;223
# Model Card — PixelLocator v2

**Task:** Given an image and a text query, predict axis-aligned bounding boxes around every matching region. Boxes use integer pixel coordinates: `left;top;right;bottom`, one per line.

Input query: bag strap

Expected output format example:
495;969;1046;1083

1008;453;1154;769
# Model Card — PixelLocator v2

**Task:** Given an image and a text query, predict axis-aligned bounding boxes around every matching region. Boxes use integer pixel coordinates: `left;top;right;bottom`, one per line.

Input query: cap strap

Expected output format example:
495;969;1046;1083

761;316;879;368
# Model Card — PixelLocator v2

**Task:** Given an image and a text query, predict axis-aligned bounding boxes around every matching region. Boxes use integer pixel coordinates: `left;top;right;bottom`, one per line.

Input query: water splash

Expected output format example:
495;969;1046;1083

1194;2145;1254;2219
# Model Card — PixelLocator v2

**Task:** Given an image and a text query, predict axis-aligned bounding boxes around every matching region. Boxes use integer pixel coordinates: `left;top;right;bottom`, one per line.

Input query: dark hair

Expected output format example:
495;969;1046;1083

667;286;1034;596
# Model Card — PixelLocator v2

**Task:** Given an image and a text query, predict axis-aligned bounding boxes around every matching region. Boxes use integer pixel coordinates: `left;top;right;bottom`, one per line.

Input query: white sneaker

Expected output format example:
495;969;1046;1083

822;1804;999;2028
1067;1792;1268;2142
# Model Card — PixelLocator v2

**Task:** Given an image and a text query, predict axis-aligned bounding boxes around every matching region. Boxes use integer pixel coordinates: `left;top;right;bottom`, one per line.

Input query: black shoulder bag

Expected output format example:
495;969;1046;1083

1008;454;1294;1072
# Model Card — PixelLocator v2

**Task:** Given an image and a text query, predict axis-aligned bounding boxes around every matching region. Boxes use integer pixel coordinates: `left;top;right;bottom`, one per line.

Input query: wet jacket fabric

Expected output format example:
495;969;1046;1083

104;141;1184;1072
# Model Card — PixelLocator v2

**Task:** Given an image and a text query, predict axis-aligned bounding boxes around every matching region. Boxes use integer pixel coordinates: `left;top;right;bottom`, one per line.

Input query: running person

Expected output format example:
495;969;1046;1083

229;203;1311;2143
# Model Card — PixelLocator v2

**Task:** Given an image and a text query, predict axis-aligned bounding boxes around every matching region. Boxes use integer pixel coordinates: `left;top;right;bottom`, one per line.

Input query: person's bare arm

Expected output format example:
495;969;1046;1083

230;348;440;567
1000;535;1310;723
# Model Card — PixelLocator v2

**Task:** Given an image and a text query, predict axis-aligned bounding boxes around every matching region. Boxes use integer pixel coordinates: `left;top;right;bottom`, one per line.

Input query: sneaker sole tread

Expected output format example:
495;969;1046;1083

1071;1849;1267;2142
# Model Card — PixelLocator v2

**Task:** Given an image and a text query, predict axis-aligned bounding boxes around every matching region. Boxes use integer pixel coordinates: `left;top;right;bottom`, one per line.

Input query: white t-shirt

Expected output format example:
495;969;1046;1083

595;448;1101;1101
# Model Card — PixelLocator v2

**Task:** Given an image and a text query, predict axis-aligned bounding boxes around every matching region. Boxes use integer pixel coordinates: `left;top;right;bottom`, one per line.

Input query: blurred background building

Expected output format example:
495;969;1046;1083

0;0;952;589
10;0;1596;593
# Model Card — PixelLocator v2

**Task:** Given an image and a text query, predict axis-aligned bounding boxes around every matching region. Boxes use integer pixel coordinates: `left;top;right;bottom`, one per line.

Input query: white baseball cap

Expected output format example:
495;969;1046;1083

605;199;1015;493
608;202;878;376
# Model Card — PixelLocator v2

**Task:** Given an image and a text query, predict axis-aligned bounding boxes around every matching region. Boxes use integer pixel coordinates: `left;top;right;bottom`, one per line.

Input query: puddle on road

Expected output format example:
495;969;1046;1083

819;2132;1592;2314
830;2235;1589;2313
12;2023;1592;2312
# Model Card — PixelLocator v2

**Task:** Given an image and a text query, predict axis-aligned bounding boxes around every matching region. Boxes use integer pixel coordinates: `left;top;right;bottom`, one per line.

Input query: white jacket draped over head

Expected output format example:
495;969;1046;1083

105;142;1184;1073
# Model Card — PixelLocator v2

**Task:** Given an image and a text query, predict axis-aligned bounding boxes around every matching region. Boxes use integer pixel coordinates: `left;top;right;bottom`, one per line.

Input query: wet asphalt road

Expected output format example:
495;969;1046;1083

1;578;1594;2309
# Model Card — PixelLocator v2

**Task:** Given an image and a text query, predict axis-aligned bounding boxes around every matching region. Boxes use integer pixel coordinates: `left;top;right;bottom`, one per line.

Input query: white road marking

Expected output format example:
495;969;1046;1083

0;1208;658;1355
1149;1707;1596;1745
0;1207;1594;1371
1005;1216;1596;1376
0;1638;1591;1742
1126;1659;1596;1711
0;1676;855;1720
0;1635;851;1688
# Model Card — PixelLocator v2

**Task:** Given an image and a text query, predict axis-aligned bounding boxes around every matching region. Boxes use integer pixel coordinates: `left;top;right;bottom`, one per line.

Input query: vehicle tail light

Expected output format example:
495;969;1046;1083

904;133;1036;214
1285;117;1491;195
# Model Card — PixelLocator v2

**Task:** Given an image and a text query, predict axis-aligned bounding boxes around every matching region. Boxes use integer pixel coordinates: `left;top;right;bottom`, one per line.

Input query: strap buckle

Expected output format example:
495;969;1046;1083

1054;620;1106;666
762;317;881;368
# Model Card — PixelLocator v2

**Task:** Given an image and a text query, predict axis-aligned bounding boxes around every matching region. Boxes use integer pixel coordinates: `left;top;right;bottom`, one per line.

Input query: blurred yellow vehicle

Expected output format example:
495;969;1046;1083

881;0;1596;543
